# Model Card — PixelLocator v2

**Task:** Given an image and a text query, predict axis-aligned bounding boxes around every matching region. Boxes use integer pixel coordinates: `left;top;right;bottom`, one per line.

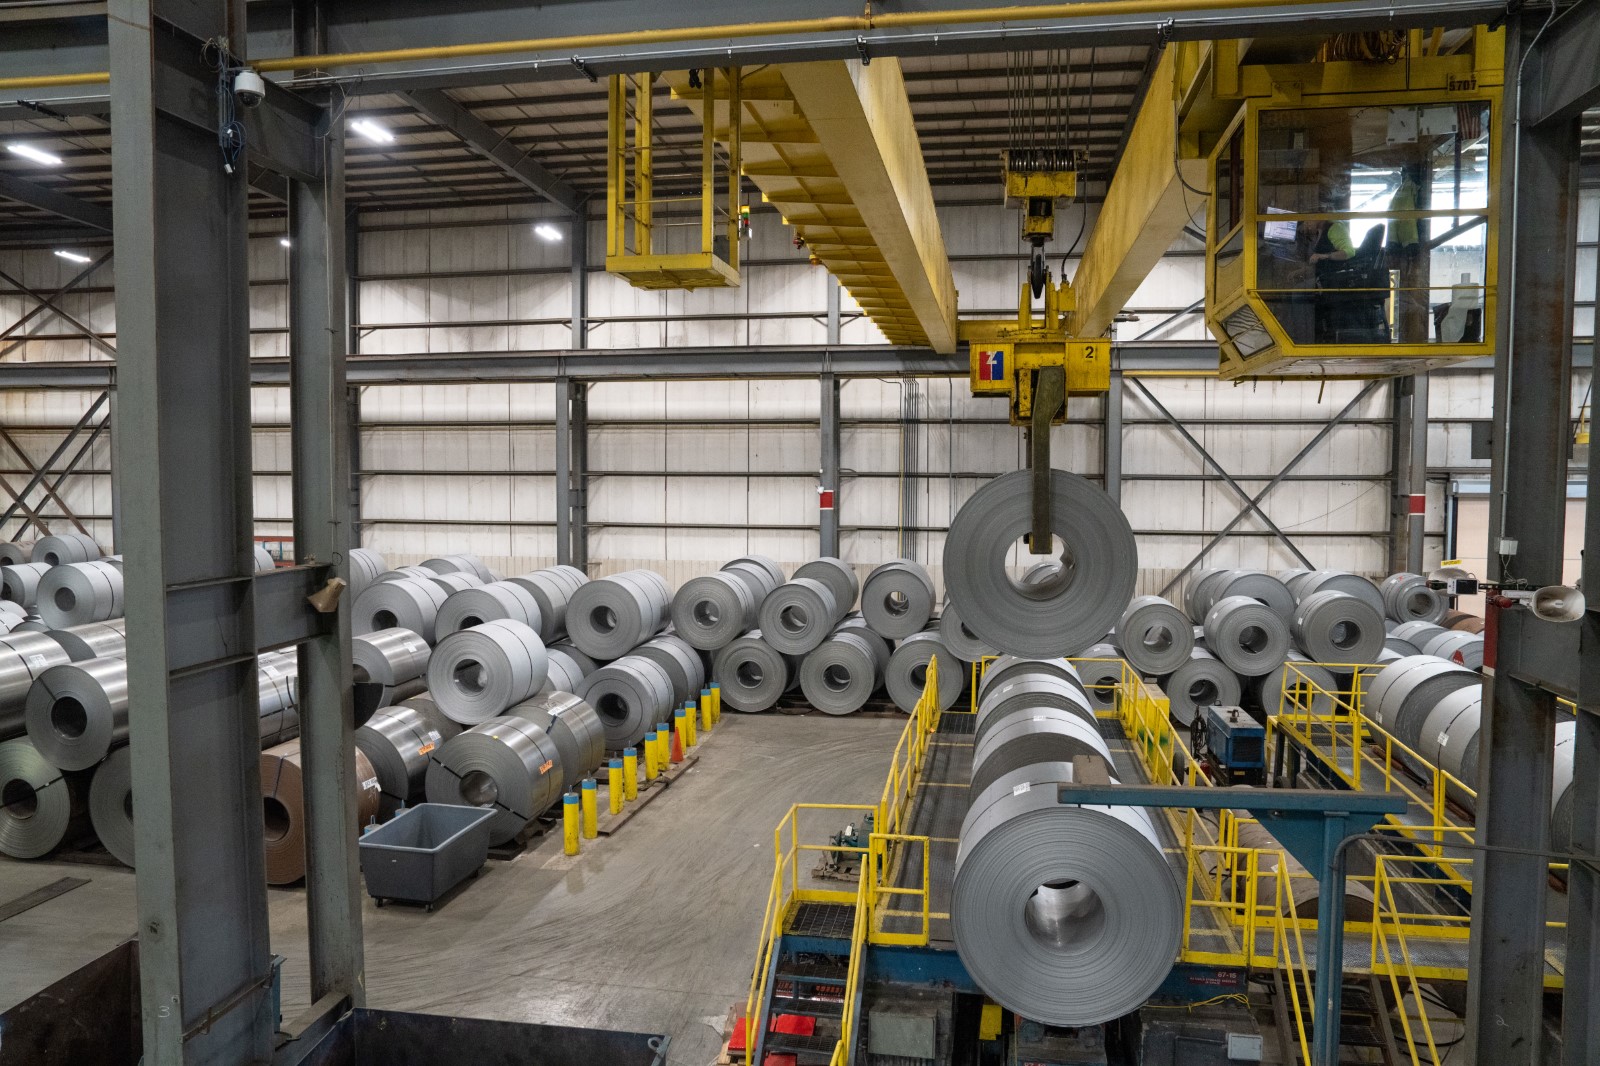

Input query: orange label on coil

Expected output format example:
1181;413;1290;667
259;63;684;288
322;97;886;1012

539;759;554;774
417;742;436;756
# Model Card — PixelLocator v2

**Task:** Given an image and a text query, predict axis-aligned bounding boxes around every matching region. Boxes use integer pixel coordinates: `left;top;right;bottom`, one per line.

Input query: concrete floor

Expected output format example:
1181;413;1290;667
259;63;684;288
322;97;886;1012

0;713;904;1066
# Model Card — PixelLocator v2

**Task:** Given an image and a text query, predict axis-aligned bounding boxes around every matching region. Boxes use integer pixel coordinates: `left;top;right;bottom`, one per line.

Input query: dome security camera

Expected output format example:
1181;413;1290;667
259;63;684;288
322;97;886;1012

233;68;266;108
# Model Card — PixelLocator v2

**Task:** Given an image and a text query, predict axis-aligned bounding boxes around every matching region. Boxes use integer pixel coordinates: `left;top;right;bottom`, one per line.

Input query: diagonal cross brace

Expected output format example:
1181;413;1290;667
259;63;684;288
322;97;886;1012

9;419;108;543
0;252;116;360
0;392;108;530
0;425;90;535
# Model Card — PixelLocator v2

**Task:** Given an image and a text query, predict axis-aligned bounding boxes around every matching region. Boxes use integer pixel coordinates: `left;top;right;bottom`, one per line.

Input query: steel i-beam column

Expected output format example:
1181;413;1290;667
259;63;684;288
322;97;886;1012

571;381;589;571
555;375;572;566
1464;14;1581;1064
109;0;274;1061
1104;367;1124;505
571;209;589;351
1406;373;1429;574
820;372;840;557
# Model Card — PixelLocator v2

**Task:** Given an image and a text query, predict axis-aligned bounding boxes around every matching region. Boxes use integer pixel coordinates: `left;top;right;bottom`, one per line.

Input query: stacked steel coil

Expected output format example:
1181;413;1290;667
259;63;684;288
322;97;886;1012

424;714;564;845
566;570;672;659
434;580;544;640
860;559;936;639
427;619;549;725
576;654;676;747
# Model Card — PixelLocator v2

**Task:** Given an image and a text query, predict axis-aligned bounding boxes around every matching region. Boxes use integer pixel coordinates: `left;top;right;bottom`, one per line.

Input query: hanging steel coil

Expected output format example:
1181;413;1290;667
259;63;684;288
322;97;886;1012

1203;596;1290;676
566;570;672;659
757;577;842;655
261;741;382;884
953;759;1180;1028
670;571;757;650
1163;646;1242;725
427;619;549;725
89;744;136;866
24;657;128;771
48;619;127;662
576;655;676;747
635;634;707;706
421;554;496;583
1421;629;1485;670
35;560;123;629
355;706;444;818
1;562;51;609
424;715;564;845
937;602;995;663
860;559;936;639
794;557;859;615
31;532;100;566
0;737;91;858
508;691;606;792
944;470;1136;657
435;580;543;641
1116;596;1194;676
885;629;965;713
799;628;882;715
1380;572;1447;624
1292;590;1386;664
713;631;798;713
353;577;449;644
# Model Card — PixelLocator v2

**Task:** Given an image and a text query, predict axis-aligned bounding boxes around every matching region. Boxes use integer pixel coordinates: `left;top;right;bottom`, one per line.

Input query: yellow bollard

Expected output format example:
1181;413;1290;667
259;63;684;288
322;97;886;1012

580;778;598;839
623;747;639;800
643;732;660;781
684;702;698;747
607;758;624;815
672;709;687;763
710;682;722;724
700;688;713;732
562;792;580;856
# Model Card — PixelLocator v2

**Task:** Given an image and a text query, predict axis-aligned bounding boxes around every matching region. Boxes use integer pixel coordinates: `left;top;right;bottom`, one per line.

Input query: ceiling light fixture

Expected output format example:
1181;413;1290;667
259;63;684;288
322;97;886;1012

8;143;63;166
534;223;563;242
350;119;395;144
54;250;92;264
279;237;291;248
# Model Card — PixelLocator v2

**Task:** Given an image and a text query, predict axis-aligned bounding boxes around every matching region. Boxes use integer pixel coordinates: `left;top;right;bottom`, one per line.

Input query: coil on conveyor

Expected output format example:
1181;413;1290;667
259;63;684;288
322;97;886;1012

860;559;937;640
48;619;126;662
1115;596;1195;676
1249;653;1339;718
794;557;859;615
542;646;593;695
1367;655;1480;750
970;711;1115;798
1291;590;1386;665
35;561;123;629
1551;723;1579;855
508;691;606;792
24;657;128;771
421;553;496;583
429;571;485;597
1163;646;1242;726
721;555;785;603
346;548;387;602
757;577;842;655
713;631;798;713
30;532;100;566
576;654;676;747
974;673;1096;747
1291;570;1384;616
398;693;464;745
434;580;544;641
1421;629;1485;670
944;470;1137;657
1184;569;1232;624
0;543;30;568
953;760;1181;1028
838;615;891;676
261;741;382;884
565;570;672;660
424;715;564;845
1;562;51;609
1202;596;1290;676
427;619;549;726
634;633;707;706
377;565;438;585
0;632;74;740
938;602;996;662
1380;572;1447;624
89;745;136;866
885;629;965;713
355;706;445;819
1415;686;1482;805
0;737;91;859
799;628;881;715
506;565;589;643
977;654;1078;702
670;571;757;651
353;577;449;644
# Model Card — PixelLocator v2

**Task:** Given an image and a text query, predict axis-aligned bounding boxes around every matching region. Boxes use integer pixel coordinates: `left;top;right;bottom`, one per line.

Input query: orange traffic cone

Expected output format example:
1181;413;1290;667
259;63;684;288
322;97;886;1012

670;725;685;764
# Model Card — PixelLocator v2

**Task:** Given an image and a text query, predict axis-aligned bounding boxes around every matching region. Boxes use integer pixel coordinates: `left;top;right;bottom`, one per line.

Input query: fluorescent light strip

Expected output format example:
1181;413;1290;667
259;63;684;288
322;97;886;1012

8;143;62;166
533;223;563;242
350;119;395;145
55;250;92;264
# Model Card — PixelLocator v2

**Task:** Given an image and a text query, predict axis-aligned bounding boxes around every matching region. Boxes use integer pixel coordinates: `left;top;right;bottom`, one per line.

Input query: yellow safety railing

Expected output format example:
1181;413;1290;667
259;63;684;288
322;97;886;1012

878;655;942;834
867;832;931;946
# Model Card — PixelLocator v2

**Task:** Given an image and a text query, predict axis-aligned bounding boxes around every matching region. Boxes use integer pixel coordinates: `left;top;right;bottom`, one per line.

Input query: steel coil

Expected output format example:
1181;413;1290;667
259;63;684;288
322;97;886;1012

35;560;123;629
799;629;881;715
421;554;496;582
1203;596;1290;676
576;655;676;747
1292;570;1383;615
508;691;606;791
886;629;965;713
977;654;1079;702
938;602;996;662
1075;644;1125;711
713;631;797;713
89;745;135;866
838;616;891;676
378;565;438;584
1116;596;1195;676
0;633;73;740
30;532;100;566
435;580;543;640
944;470;1136;656
1;562;51;609
506;566;589;643
398;693;463;745
0;600;24;623
975;674;1096;745
1380;573;1447;624
634;634;707;706
352;627;431;694
972;712;1114;798
429;571;485;597
0;737;90;858
1368;656;1480;749
1292;590;1385;664
1391;620;1447;649
257;653;300;747
1422;630;1485;670
566;570;672;659
1416;686;1481;802
1021;560;1063;586
1385;636;1421;657
953;760;1180;1027
722;555;785;601
24;657;128;771
346;548;386;602
1163;647;1242;725
252;544;274;572
542;646;592;695
1250;653;1338;717
425;715;564;845
0;543;29;567
861;559;937;639
1443;611;1485;634
1184;569;1232;623
427;619;549;725
261;741;381;884
670;571;757;651
354;705;446;818
1434;692;1483;792
1206;571;1296;625
1551;723;1577;854
48;619;126;662
794;557;859;615
757;577;841;655
353;577;449;643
